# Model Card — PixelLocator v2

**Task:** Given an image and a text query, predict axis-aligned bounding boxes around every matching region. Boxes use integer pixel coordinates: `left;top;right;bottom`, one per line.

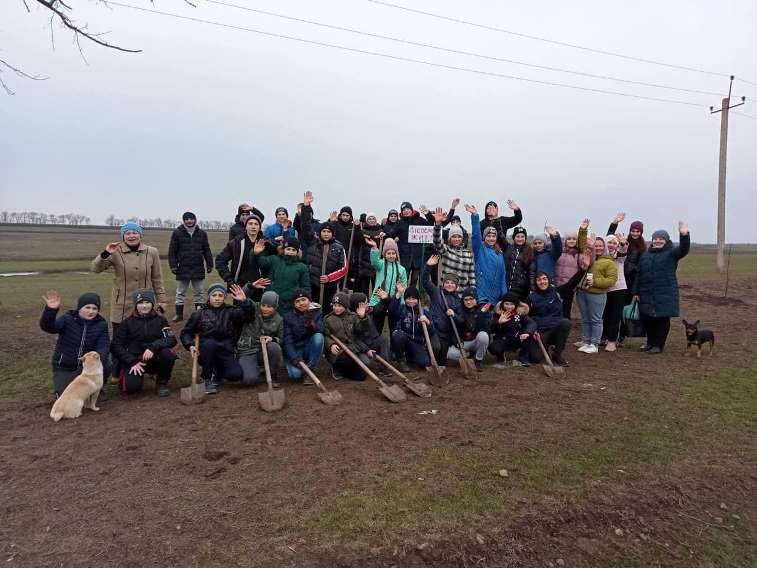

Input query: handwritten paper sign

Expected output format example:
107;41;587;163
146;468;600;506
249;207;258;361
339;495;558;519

408;225;435;244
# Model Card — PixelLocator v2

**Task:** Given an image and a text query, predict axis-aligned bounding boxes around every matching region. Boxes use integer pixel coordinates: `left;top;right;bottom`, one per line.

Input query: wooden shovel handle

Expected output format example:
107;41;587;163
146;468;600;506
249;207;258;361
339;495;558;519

420;321;442;375
373;354;408;381
329;335;387;387
260;338;274;395
535;333;555;366
297;361;328;393
191;335;200;386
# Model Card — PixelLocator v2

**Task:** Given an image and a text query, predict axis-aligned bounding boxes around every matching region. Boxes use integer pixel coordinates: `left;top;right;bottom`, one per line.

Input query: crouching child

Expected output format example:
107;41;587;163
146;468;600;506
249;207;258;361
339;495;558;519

324;292;367;381
447;288;492;372
422;257;463;367
236;291;284;386
180;283;253;394
111;289;178;396
40;290;111;396
283;288;325;384
349;292;392;377
488;292;536;367
389;284;434;372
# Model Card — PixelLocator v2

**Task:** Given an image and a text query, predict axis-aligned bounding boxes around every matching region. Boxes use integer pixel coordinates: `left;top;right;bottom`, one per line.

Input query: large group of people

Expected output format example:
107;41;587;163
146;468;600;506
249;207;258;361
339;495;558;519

40;191;691;398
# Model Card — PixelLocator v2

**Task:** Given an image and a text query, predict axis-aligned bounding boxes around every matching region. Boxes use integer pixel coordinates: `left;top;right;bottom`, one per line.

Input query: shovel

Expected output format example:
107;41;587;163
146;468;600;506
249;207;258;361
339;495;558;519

297;362;343;405
441;293;473;379
329;336;406;403
180;335;205;405
535;333;566;378
318;243;329;306
420;321;447;387
257;339;286;412
373;354;432;398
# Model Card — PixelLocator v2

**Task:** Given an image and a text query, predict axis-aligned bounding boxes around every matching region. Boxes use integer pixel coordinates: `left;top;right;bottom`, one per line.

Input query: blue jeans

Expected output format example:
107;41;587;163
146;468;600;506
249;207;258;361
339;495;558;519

285;333;325;380
391;330;430;367
576;291;607;346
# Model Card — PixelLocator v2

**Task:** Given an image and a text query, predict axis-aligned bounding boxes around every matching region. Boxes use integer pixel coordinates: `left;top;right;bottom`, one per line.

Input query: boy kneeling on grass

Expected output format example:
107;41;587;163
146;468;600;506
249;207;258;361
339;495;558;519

40;290;111;397
180;283;253;394
283;289;324;384
110;289;178;396
236;291;284;386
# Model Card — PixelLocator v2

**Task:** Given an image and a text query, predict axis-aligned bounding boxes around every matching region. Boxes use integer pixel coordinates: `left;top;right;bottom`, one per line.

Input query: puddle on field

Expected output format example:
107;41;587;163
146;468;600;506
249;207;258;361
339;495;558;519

0;272;41;277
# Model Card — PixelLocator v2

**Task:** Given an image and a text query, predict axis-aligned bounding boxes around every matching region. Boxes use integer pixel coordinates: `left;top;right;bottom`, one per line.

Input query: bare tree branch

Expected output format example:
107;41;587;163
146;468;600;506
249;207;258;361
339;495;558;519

34;0;142;53
0;58;48;95
22;0;31;12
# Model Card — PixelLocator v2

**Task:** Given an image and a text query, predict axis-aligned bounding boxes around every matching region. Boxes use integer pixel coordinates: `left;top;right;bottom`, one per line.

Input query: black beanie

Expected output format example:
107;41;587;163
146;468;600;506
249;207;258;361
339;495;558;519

293;288;311;302
275;206;289;217
77;292;101;310
319;222;334;234
182;211;196;221
404;287;420;301
512;226;528;238
349;292;368;311
283;236;300;252
246;213;262;227
502;291;520;304
339;206;353;216
485;201;498;210
461;287;478;301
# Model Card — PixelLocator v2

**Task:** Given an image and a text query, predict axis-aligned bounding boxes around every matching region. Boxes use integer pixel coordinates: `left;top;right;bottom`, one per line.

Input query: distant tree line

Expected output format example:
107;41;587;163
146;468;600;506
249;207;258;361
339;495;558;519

105;215;232;231
0;211;91;225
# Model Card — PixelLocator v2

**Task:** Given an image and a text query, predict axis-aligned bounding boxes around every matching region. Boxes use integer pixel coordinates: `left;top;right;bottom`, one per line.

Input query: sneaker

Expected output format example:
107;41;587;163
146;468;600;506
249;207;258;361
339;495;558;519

517;359;531;367
579;344;598;354
647;347;662;354
604;342;617;352
204;378;218;395
378;367;394;378
511;360;526;367
640;344;650;351
599;339;608;347
573;340;585;348
157;384;170;397
474;359;484;372
331;369;344;381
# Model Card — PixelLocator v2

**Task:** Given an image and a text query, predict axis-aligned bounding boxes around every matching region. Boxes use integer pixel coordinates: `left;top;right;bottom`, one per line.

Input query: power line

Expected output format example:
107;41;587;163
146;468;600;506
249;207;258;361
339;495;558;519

199;0;725;97
108;1;709;109
732;111;757;120
366;0;738;80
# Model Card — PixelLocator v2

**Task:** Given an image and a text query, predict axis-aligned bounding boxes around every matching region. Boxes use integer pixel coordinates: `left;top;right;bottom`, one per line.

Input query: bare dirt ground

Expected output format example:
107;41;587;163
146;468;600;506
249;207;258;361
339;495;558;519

1;275;756;567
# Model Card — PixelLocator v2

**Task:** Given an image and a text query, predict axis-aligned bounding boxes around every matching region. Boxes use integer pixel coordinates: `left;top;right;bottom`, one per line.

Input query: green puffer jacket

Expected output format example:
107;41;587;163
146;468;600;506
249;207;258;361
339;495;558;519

368;248;408;307
236;303;284;356
324;311;370;362
579;255;618;294
255;253;311;314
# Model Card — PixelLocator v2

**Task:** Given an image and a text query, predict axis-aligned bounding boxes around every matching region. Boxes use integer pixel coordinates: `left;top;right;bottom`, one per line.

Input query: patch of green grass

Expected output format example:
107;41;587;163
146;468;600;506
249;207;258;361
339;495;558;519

291;363;757;543
678;249;757;280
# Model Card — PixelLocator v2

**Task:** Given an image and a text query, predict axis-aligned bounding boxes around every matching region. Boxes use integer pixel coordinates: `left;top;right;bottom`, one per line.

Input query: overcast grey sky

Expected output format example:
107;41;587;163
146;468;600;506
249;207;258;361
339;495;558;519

1;0;755;241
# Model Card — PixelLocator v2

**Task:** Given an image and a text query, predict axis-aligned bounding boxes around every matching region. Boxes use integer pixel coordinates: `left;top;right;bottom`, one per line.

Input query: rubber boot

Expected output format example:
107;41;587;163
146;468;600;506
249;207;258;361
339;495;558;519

171;304;184;323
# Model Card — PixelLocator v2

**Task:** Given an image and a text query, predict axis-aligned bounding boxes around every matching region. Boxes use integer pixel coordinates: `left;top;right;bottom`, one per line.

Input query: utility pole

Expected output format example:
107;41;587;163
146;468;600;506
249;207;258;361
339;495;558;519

710;76;745;273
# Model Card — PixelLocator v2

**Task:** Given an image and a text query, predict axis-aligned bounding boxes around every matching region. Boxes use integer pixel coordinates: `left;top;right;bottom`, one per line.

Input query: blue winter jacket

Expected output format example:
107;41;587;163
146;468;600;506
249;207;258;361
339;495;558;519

533;234;562;283
471;213;507;305
388;298;433;342
283;307;324;361
263;223;298;241
39;307;110;371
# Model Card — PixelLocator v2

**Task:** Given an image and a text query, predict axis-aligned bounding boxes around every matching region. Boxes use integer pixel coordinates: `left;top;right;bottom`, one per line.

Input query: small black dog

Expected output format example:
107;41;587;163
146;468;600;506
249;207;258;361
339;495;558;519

682;319;715;358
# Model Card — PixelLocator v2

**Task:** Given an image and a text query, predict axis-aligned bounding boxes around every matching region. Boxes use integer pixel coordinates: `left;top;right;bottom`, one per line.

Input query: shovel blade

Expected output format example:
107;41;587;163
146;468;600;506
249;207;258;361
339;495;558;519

427;367;447;387
317;390;343;406
258;389;286;412
405;379;432;398
380;384;407;403
180;385;205;405
541;364;557;378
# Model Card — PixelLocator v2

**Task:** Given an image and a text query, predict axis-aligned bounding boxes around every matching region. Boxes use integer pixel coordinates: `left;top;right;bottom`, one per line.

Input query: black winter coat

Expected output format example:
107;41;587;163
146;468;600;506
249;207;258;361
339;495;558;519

527;270;585;330
168;225;213;281
333;220;363;283
215;235;273;287
39;307;110;371
480;209;523;249
422;271;462;340
490;311;537;340
384;211;431;271
180;300;255;352
358;225;383;280
111;311;177;366
456;307;492;342
300;205;347;287
504;244;536;299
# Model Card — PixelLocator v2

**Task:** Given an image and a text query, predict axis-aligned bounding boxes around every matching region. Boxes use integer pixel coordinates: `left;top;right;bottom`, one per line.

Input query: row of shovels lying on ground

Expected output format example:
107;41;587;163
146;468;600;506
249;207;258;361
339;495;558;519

181;319;565;411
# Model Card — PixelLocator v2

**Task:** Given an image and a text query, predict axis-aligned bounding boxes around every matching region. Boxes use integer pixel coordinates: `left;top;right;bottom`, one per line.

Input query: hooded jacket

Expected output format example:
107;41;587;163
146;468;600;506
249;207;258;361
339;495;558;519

236;302;284;356
300;205;348;287
490;302;537;339
180;300;254;352
388;298;433;341
470;213;507;305
368;247;408;307
578;239;618;294
384;210;431;271
40;307;110;371
527;270;585;330
283;306;325;361
504;244;535;300
215;234;273;287
422;270;462;340
533;233;563;283
433;223;475;288
555;227;587;286
228;206;265;240
255;253;311;314
168;224;213;281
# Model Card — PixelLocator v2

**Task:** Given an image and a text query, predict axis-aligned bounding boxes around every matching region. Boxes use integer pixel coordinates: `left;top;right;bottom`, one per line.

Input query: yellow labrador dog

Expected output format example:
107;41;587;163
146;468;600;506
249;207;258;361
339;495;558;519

50;351;104;422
